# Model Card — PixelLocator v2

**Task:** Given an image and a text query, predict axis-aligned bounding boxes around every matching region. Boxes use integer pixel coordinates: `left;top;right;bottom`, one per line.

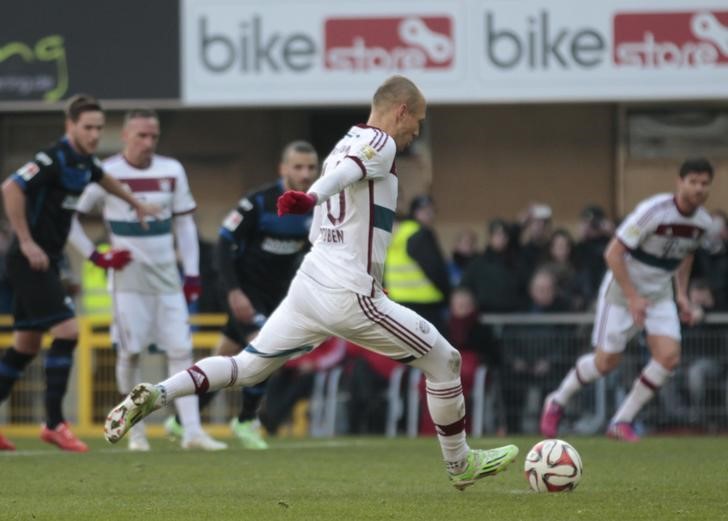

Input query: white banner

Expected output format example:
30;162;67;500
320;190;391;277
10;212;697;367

181;0;728;105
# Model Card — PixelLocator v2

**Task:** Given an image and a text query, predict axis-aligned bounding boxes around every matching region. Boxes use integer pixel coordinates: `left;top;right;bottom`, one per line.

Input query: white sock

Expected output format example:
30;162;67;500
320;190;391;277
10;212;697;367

116;354;140;395
159;355;238;401
612;359;670;424
425;378;469;473
168;355;202;438
553;353;601;406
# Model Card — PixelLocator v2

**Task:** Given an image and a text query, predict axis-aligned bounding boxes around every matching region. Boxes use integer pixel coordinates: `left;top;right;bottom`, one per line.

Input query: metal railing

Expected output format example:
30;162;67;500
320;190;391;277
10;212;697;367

2;313;727;438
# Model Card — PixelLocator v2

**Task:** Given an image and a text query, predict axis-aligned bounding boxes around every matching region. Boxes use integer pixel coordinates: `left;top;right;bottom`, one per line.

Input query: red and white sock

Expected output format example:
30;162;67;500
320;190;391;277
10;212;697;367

553;353;601;406
612;359;670;424
426;378;469;473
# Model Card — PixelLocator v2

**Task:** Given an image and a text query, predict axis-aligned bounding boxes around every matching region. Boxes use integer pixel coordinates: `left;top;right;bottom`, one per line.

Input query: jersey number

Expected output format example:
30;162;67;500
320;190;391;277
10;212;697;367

326;192;346;225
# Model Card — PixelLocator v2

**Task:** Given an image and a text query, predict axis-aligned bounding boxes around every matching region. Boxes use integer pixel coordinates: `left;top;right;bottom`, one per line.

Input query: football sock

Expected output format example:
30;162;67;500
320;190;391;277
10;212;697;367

425;377;469;473
612;359;670;424
553;353;601;406
168;355;202;437
0;348;35;403
238;381;267;423
44;338;77;429
115;353;140;394
160;356;236;400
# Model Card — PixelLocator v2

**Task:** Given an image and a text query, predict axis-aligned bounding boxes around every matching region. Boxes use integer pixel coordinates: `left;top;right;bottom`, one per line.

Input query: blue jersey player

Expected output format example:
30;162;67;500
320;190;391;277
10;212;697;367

165;141;317;448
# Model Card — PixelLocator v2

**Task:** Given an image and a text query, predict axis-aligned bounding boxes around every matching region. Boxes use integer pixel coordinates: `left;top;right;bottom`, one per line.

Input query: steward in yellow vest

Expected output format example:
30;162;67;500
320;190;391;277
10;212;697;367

384;196;450;332
81;242;112;314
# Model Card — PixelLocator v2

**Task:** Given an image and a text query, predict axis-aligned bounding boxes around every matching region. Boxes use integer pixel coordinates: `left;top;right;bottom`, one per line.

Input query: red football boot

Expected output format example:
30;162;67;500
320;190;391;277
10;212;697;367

0;431;16;451
40;422;89;452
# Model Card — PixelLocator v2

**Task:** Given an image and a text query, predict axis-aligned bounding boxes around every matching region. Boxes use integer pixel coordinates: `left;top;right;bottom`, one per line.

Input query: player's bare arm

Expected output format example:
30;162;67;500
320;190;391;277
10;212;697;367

604;237;648;326
675;254;696;325
1;178;49;271
98;173;160;226
227;289;256;324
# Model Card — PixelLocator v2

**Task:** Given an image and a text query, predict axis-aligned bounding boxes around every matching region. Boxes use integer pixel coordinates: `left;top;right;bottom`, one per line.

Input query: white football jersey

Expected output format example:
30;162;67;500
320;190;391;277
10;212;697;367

605;193;712;301
300;125;397;296
76;154;196;293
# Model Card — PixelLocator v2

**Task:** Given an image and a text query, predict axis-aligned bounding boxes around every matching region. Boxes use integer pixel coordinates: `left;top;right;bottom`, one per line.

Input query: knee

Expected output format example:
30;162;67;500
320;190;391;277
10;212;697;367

595;352;621;374
656;351;680;371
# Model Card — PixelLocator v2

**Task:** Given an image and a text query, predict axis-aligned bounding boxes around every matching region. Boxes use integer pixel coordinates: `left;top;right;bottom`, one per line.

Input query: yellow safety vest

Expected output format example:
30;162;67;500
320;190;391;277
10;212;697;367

385;220;444;303
82;243;112;315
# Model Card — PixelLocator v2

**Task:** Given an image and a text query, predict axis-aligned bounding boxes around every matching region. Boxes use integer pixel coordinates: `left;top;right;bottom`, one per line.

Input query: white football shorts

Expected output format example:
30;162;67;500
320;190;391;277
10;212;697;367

591;296;680;353
248;270;439;361
112;291;192;357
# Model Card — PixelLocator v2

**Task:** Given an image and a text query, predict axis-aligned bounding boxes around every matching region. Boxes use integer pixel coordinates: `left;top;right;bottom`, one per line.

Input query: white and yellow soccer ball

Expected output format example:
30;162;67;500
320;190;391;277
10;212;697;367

524;439;583;492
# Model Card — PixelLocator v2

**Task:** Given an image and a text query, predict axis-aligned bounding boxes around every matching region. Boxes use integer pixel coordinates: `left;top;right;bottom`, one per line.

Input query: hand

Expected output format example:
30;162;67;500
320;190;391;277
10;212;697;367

134;202;161;230
627;294;649;327
677;295;701;326
277;191;317;216
20;239;49;271
89;248;132;270
228;289;256;323
183;275;202;304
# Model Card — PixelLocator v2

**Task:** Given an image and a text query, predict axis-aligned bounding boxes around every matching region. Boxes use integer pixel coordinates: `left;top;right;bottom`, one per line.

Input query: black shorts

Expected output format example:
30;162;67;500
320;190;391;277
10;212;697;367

6;253;74;331
220;293;278;346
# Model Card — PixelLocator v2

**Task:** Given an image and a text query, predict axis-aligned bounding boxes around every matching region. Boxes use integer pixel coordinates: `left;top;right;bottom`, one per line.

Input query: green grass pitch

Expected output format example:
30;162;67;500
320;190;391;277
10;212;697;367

1;436;726;520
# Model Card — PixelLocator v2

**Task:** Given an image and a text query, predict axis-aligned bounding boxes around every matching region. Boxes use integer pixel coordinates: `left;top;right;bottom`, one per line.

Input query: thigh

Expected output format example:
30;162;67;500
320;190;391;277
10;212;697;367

343;293;439;362
113;292;155;355
246;292;328;358
591;298;637;354
645;299;681;341
8;256;73;331
155;293;192;355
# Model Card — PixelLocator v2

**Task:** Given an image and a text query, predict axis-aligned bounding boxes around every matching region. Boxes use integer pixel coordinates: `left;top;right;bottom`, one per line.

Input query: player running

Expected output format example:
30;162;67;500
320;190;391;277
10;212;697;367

104;75;518;489
69;108;225;451
541;158;715;442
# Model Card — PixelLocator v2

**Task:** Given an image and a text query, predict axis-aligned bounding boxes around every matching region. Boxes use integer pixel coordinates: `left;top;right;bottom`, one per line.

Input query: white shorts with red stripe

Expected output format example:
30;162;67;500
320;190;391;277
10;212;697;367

113;291;192;358
591;294;680;353
249;270;439;361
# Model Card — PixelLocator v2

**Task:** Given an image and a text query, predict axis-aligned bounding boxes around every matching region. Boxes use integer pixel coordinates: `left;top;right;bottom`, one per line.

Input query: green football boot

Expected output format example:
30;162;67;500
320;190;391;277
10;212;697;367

230;419;268;450
105;383;163;444
449;445;520;491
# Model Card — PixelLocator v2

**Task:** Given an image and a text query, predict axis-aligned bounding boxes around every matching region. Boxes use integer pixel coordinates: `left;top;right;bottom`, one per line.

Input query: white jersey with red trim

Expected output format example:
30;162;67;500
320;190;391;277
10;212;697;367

300;125;397;296
607;193;712;302
76;154;196;293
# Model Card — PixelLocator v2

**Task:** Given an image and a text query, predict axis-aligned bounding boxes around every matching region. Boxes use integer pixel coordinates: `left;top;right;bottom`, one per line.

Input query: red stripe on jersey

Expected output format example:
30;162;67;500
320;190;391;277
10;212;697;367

655;224;704;238
346;155;367;179
367;180;374;276
390;160;397;176
637;200;671;226
369;129;382;148
375;134;389;151
173;207;197;216
117;177;176;193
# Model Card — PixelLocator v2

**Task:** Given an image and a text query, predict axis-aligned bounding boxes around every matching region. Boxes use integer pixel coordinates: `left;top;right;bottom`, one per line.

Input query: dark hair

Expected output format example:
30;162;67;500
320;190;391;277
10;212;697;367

679;157;714;179
124;108;159;126
64;94;102;122
281;140;317;163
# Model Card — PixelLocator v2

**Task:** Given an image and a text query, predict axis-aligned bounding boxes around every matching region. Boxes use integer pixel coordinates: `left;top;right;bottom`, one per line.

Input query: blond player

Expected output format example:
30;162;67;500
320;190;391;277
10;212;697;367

541;158;715;441
104;76;518;489
70;109;225;451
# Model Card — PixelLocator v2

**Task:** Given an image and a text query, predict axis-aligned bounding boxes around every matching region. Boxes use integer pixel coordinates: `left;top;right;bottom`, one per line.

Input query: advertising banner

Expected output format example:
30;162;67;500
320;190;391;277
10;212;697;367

182;0;728;105
0;0;179;107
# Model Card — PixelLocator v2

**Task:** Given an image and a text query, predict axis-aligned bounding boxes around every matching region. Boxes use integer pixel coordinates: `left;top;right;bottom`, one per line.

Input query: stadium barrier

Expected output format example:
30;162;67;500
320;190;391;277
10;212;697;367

2;313;728;438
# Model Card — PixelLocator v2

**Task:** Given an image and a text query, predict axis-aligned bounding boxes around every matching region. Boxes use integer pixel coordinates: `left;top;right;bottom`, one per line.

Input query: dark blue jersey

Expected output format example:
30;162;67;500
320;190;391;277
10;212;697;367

217;180;312;311
8;138;103;261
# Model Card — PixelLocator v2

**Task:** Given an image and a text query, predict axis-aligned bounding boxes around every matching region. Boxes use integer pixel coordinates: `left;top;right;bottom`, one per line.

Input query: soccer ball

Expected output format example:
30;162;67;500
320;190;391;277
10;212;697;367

524;439;583;492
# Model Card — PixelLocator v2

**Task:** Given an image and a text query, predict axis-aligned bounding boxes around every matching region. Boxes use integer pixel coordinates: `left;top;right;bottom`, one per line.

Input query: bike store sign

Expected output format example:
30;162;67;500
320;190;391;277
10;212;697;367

182;0;728;105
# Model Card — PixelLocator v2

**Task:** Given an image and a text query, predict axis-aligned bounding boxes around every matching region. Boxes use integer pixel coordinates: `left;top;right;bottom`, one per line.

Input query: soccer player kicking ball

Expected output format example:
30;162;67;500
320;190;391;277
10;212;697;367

541;158;715;442
105;75;518;489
